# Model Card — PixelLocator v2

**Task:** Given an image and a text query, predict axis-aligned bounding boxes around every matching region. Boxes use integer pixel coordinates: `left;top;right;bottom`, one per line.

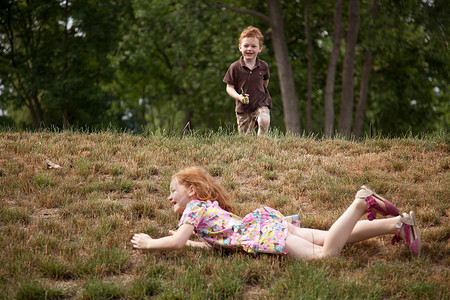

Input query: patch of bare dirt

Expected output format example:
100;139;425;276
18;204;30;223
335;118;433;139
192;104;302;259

31;208;60;223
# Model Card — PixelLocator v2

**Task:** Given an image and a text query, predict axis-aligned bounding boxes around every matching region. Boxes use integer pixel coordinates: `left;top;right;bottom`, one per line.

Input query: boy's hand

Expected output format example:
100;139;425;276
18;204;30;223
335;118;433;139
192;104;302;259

240;93;249;104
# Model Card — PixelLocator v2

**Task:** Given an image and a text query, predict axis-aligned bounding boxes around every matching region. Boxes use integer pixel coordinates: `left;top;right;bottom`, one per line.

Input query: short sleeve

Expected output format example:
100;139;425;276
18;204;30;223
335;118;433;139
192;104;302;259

223;61;238;86
178;200;207;228
262;61;270;80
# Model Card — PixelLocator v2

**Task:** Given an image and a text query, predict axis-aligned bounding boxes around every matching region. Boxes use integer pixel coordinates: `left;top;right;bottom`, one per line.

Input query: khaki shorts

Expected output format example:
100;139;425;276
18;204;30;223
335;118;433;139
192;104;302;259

236;106;270;134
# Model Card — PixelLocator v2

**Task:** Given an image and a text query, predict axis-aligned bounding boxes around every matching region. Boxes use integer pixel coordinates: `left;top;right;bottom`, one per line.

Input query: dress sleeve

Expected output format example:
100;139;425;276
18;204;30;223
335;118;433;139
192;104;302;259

178;200;207;228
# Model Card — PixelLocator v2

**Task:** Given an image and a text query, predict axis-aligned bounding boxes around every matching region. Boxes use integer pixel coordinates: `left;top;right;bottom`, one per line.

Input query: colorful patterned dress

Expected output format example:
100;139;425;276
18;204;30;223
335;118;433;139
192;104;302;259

178;200;301;255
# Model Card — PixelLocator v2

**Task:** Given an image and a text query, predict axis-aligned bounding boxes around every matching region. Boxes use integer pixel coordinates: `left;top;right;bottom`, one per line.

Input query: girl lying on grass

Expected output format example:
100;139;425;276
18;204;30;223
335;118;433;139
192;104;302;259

131;167;421;259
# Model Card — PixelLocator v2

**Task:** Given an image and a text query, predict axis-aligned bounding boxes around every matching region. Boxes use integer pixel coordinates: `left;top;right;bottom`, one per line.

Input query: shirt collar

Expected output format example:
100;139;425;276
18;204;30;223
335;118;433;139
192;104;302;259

239;56;261;69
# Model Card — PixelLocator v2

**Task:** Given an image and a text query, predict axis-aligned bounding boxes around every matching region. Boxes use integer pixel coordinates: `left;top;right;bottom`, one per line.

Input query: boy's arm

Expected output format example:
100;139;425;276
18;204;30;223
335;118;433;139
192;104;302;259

226;84;248;104
131;224;194;250
264;79;269;87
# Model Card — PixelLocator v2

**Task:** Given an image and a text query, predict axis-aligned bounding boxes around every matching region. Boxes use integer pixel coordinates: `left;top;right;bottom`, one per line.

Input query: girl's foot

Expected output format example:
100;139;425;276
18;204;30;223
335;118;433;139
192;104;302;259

391;212;421;256
355;185;400;220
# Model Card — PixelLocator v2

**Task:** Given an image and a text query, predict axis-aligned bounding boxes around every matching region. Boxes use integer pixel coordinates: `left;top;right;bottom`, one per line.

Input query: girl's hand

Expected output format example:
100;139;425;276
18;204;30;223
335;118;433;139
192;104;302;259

131;224;194;251
131;233;153;249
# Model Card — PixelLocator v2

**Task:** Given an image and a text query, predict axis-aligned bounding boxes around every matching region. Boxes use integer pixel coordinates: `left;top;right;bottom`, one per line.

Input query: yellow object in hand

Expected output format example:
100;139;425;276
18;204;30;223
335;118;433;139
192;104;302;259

241;88;248;104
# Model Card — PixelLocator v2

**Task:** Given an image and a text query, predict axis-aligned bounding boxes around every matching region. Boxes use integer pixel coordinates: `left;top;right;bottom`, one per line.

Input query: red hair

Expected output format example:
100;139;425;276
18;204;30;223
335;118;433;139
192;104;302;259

172;167;236;214
239;26;264;46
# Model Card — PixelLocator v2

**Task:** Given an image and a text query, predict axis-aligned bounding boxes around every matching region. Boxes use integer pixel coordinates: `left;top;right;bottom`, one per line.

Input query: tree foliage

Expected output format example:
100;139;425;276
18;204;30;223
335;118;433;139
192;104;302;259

0;0;132;129
1;0;448;136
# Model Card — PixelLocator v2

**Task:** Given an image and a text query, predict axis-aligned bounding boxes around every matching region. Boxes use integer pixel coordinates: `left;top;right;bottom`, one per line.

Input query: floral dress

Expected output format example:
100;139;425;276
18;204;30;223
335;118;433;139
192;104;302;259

178;200;301;255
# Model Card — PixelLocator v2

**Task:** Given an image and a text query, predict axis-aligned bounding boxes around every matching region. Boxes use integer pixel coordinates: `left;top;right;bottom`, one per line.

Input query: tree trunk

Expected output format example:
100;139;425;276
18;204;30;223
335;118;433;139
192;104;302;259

353;0;377;138
353;51;372;138
183;110;193;135
267;0;301;134
141;87;146;129
26;96;44;129
305;0;313;134
62;0;72;130
25;101;40;129
338;0;360;138
63;108;69;130
324;0;344;138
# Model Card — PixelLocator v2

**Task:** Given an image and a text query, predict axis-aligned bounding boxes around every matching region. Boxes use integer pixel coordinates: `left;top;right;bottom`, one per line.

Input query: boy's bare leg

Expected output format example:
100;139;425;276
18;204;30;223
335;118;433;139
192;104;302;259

257;106;270;135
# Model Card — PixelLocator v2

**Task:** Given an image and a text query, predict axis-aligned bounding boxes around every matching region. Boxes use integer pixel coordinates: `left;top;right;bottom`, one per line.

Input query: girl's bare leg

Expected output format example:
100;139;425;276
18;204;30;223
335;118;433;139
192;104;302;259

287;226;327;246
284;233;324;260
346;217;400;243
321;198;367;256
288;216;401;246
285;198;366;259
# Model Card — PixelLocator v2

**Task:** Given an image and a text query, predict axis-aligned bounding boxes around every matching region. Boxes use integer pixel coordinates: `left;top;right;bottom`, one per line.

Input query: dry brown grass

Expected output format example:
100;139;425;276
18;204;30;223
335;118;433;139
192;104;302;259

0;131;449;299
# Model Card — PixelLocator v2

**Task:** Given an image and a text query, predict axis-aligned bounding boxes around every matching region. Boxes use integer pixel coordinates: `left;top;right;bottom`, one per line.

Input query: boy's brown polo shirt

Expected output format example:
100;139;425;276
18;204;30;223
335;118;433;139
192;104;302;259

223;56;272;113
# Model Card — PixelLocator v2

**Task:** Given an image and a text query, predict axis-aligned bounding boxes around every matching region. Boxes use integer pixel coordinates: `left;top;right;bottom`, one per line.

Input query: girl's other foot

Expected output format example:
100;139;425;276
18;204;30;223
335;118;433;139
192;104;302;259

391;212;422;256
356;186;400;220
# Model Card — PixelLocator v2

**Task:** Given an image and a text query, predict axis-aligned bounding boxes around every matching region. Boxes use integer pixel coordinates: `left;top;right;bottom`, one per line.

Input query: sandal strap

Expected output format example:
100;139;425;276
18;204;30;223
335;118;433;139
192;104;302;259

361;185;389;202
391;212;421;256
356;189;373;199
391;230;402;245
391;221;412;247
400;215;414;226
366;196;389;221
359;187;400;221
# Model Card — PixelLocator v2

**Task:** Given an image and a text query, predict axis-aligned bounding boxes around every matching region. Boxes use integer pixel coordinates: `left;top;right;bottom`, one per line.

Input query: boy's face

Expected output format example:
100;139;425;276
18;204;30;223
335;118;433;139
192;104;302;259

239;37;262;61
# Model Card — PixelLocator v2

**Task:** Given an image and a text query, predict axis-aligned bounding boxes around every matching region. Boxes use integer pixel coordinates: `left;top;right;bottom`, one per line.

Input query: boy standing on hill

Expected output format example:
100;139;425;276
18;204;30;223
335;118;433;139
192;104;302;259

223;26;272;135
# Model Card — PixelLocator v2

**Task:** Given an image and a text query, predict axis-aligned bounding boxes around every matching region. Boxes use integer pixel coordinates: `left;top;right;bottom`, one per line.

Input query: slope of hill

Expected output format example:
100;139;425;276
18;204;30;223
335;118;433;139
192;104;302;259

1;132;448;299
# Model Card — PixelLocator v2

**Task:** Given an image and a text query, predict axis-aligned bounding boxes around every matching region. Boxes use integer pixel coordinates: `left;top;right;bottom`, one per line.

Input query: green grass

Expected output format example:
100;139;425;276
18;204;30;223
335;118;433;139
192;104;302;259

0;131;449;299
15;280;68;300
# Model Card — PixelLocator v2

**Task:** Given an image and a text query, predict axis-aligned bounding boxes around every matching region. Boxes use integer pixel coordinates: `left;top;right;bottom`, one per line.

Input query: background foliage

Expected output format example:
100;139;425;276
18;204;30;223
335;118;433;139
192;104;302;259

1;0;448;136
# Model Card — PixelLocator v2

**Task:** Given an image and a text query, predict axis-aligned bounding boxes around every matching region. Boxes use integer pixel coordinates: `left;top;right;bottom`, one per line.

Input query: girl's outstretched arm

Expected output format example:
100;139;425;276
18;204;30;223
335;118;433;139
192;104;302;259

186;240;210;248
169;230;211;249
131;224;194;250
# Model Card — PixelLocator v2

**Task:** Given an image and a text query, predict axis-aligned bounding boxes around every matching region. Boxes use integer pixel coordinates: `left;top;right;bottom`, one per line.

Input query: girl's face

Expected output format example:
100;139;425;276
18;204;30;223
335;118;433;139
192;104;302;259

239;37;262;61
168;178;193;214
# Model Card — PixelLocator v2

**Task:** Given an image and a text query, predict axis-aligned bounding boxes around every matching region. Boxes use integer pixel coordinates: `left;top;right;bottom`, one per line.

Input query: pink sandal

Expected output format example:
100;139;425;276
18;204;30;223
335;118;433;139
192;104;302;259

356;185;400;220
391;211;422;256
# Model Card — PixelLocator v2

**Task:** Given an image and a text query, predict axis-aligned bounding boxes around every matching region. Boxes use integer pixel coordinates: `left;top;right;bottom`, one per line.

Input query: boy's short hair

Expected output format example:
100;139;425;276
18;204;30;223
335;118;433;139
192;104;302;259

239;26;264;46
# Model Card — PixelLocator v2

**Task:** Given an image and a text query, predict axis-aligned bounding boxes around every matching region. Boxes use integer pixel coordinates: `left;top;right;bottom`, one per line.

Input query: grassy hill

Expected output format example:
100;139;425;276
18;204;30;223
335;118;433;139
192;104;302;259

1;131;449;299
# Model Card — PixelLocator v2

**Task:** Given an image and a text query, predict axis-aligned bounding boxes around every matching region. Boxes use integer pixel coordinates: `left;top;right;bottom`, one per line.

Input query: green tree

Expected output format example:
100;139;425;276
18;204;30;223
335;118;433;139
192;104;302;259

0;0;132;129
1;0;447;135
0;0;55;128
360;0;449;135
